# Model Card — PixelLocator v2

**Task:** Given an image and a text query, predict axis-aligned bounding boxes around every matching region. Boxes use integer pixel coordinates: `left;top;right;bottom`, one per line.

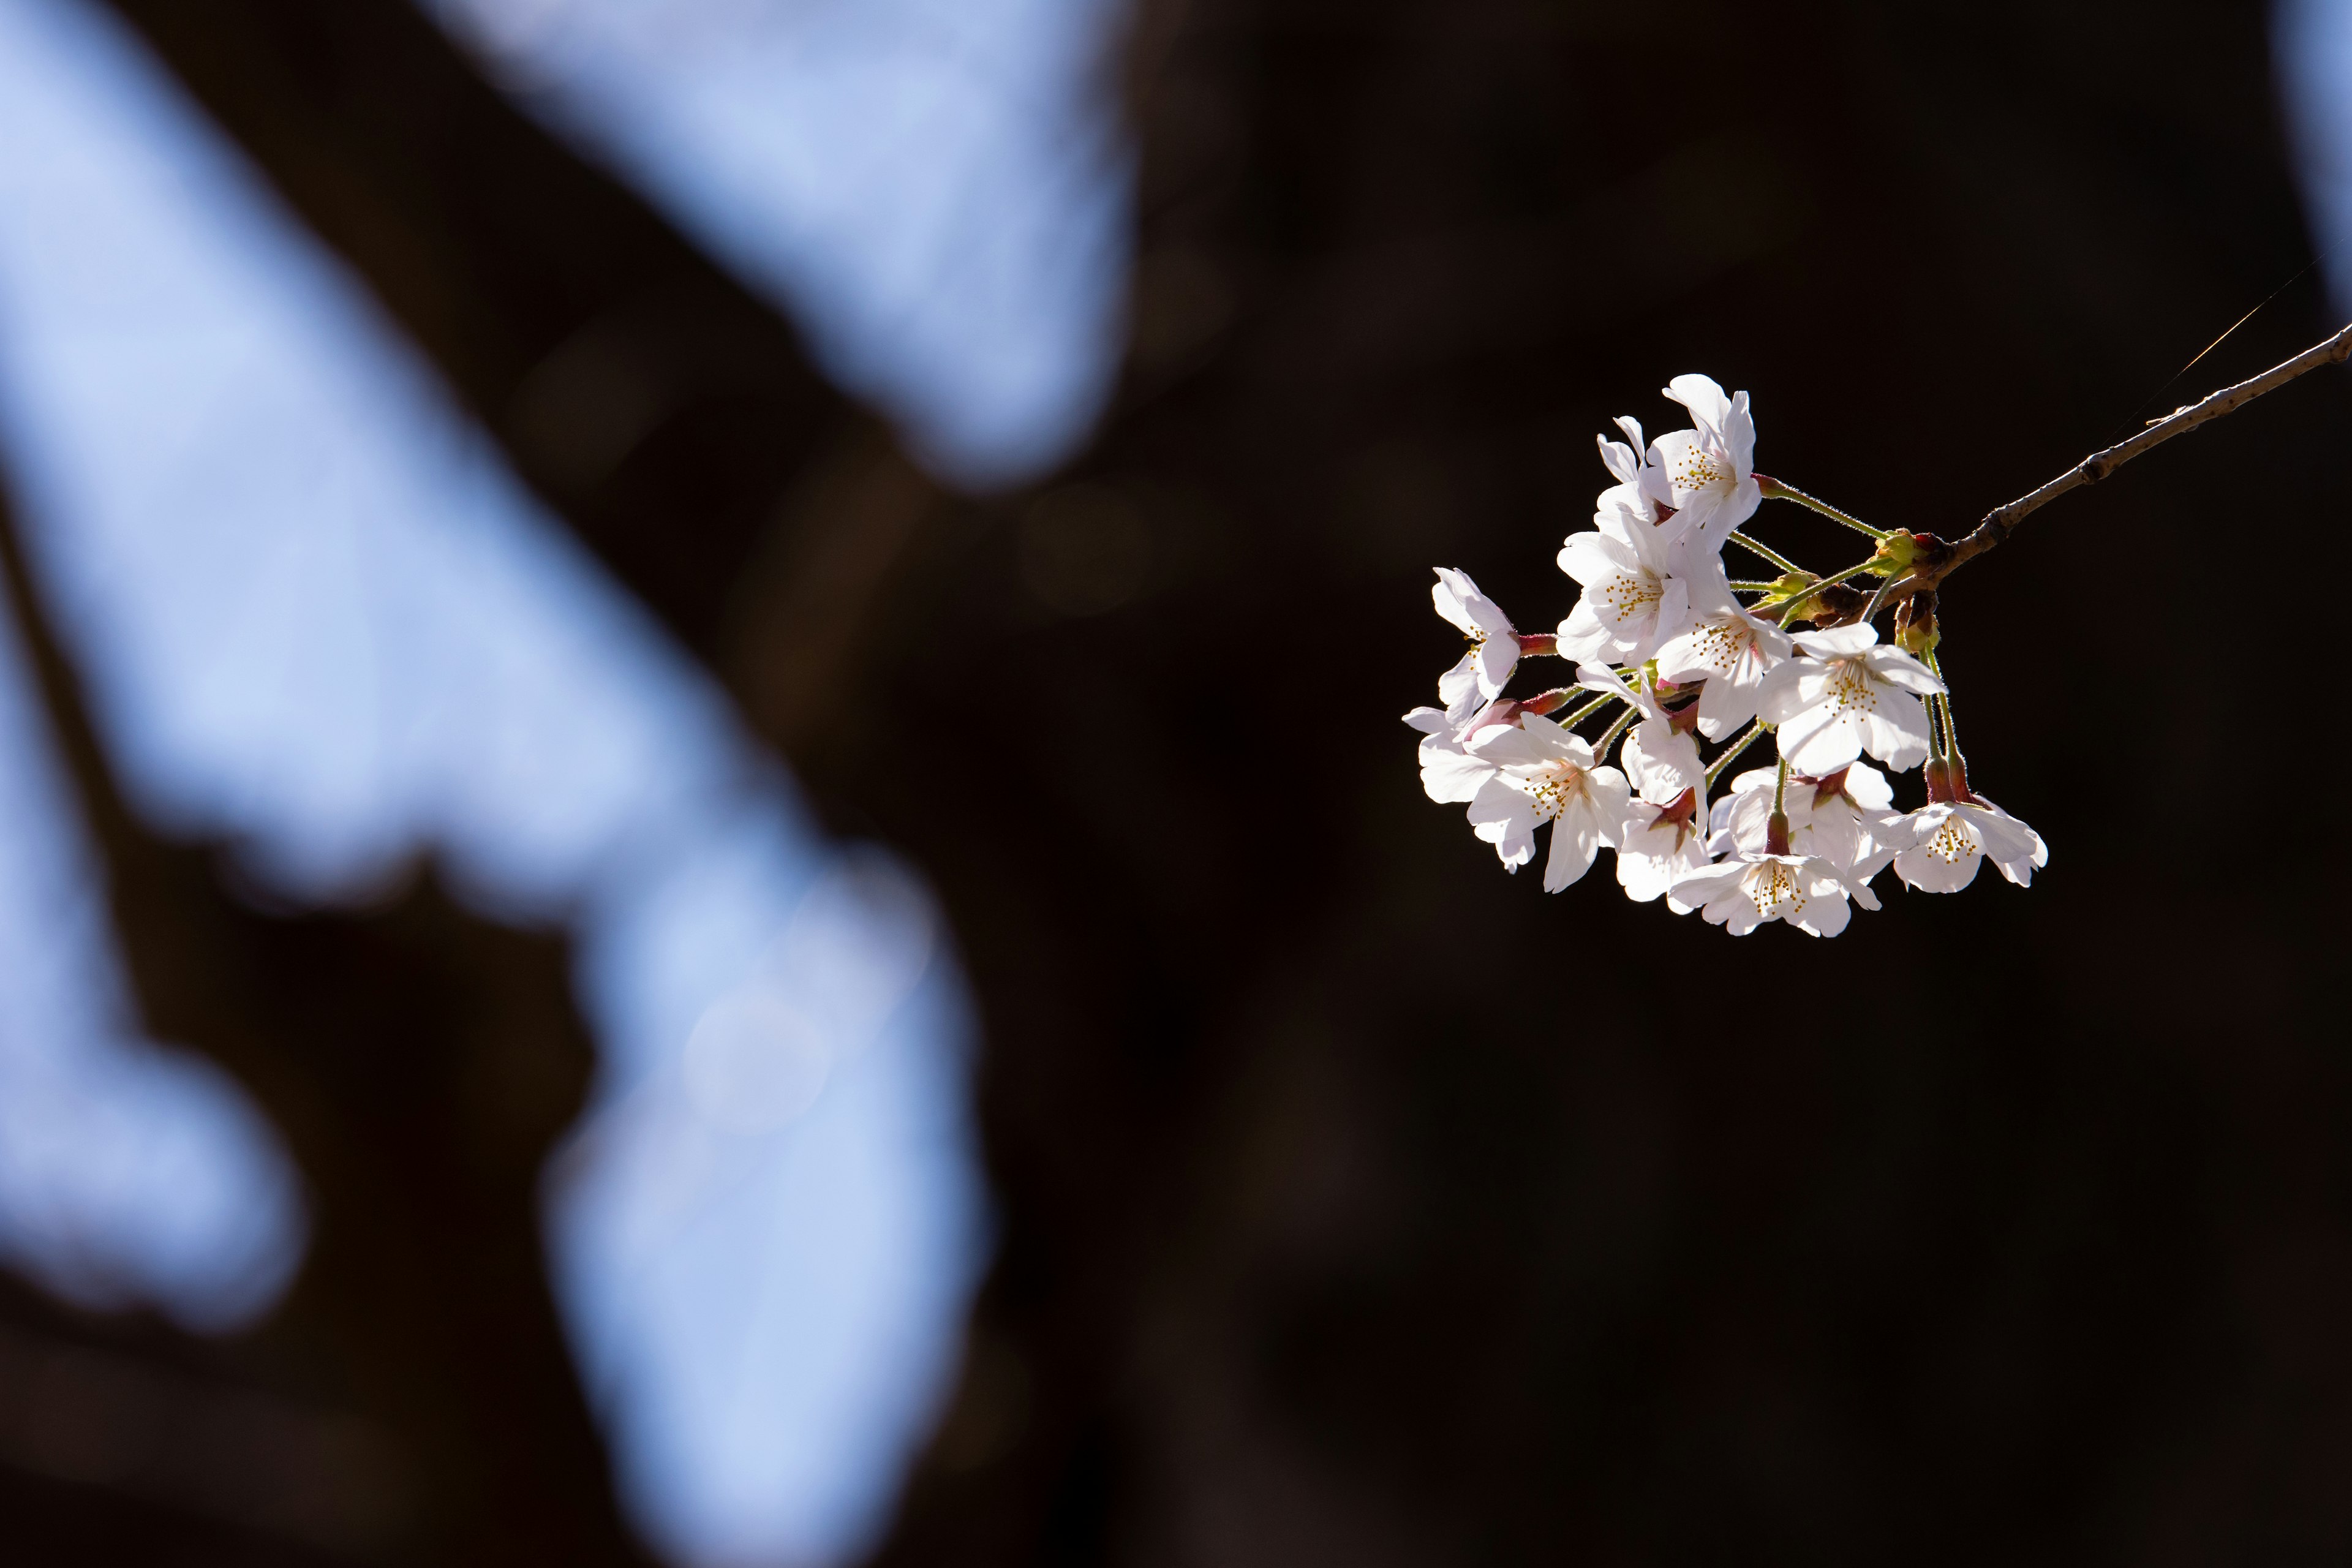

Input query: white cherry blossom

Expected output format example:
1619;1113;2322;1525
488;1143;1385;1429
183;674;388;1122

1893;797;2048;893
1555;520;1689;666
1652;575;1792;739
1670;850;1880;937
1709;763;1908;880
1618;786;1709;907
1403;368;2056;933
1594;416;1686;544
1431;567;1520;723
1463;716;1630;891
1403;703;1512;804
1643;374;1760;554
1756;622;1942;775
1574;663;1702;803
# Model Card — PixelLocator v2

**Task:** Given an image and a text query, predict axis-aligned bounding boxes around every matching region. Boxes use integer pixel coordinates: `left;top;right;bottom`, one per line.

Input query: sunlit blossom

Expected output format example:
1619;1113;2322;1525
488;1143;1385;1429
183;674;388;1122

1756;622;1942;775
1464;716;1630;892
1403;703;1510;805
1653;574;1792;739
1893;797;2048;893
1404;371;2049;935
1431;567;1520;723
1643;374;1760;554
1709;762;1907;880
1670;850;1880;937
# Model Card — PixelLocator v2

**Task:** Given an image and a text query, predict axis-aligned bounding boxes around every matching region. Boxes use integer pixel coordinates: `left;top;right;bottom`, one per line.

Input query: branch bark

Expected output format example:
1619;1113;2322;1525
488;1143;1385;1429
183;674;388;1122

1934;317;2352;584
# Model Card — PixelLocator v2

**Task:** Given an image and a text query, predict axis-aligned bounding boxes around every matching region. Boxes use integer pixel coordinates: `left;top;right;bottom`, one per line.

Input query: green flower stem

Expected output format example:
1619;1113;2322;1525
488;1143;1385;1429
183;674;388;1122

1554;692;1617;731
1728;579;1780;592
1923;647;1966;774
1593;703;1638;766
1725;532;1803;575
1757;475;1891;540
1703;720;1768;788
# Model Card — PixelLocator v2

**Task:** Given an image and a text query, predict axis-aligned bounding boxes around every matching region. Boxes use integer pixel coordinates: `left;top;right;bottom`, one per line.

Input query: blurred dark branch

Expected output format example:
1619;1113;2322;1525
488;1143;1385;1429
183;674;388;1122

0;462;643;1567
93;0;938;683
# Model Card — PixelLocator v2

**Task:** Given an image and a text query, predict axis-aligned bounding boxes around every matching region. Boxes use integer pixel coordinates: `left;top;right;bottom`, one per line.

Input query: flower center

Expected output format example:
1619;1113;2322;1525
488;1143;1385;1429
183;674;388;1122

1595;568;1662;628
1521;761;1591;823
1823;658;1880;718
1747;860;1804;918
1672;445;1730;497
1923;816;1977;865
1684;615;1749;675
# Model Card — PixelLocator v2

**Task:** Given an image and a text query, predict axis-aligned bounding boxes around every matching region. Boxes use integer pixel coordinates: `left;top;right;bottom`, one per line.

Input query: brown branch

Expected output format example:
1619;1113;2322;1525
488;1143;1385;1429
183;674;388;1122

1936;317;2352;582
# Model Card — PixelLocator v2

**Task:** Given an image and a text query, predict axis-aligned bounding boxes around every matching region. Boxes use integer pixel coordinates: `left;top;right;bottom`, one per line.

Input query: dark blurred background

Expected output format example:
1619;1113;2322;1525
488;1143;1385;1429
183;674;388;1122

2;0;2351;1562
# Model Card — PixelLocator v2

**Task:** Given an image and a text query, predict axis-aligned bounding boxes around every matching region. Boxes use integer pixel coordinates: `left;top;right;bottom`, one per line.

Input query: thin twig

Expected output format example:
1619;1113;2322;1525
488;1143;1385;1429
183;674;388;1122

1703;720;1767;789
1724;532;1800;575
1939;318;2352;582
1593;704;1638;766
1553;692;1617;730
1755;475;1888;540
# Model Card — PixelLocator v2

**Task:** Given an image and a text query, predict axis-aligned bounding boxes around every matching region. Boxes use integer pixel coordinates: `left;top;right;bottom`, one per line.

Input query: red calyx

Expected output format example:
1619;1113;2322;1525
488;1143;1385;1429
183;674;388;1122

1922;756;1978;805
1649;787;1699;851
1470;698;1525;731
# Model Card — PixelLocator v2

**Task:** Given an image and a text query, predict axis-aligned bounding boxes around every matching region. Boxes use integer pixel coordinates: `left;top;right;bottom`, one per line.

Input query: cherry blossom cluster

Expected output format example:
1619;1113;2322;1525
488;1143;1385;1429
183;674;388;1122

1406;375;2045;936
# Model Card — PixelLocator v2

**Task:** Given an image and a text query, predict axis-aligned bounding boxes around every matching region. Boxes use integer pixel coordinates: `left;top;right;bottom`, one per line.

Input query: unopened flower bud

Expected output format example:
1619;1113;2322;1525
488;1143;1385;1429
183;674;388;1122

1893;593;1940;656
1868;531;1920;576
1787;581;1868;628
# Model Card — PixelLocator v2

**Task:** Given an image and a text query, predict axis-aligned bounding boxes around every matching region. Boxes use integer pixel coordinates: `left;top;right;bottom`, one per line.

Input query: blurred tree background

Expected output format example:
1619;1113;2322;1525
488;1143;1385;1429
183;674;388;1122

4;0;2352;1562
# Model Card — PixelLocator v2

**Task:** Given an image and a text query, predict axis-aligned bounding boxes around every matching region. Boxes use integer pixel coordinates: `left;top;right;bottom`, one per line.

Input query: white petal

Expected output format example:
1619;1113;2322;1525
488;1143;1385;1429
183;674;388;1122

1858;692;1932;773
1542;813;1601;892
1672;862;1748;905
1431;567;1480;632
1842;762;1893;812
1466;725;1552;767
1585;768;1632;842
1690;674;1755;741
1663;374;1732;434
1420;747;1495;804
1624;722;1703;802
1438;652;1481;722
1866;646;1945;695
1648;574;1694;654
1464;590;1517;640
1475;636;1519;698
1575;662;1637;701
1596;431;1641;488
1754;658;1813;723
1778;704;1863;775
1791;622;1877;658
1556;601;1615;662
1724;389;1756;478
1797;890;1851;937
